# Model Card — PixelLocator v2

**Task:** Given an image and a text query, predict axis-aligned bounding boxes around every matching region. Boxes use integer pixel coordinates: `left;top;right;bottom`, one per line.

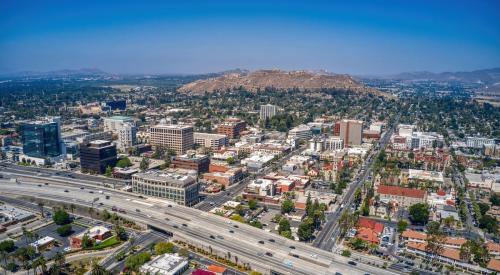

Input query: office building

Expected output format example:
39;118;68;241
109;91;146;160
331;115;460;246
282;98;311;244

80;140;117;174
339;119;363;147
21;117;63;158
324;137;344;151
150;124;194;155
132;170;199;206
398;124;415;137
171;153;210;173
216;118;246;139
118;122;137;150
288;124;311;141
139;254;189;275
103;116;134;132
193;132;228;150
466;136;495;149
260;104;277;120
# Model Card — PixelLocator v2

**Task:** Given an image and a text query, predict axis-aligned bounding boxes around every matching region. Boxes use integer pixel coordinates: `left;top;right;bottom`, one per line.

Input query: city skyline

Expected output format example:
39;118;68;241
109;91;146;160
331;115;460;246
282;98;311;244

1;0;500;75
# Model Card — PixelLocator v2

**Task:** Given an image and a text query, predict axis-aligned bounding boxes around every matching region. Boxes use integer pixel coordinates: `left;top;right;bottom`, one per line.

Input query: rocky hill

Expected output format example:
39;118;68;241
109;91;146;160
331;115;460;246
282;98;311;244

178;70;385;96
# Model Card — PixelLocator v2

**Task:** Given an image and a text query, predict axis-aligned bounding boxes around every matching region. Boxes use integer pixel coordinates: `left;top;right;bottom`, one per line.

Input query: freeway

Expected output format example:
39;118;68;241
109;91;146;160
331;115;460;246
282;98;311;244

0;175;400;275
313;117;398;252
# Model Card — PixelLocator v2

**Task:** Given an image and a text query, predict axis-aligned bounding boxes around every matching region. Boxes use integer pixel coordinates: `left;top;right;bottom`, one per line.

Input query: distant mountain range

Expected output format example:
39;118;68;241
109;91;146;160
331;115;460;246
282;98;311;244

365;68;500;85
177;69;387;96
1;68;110;78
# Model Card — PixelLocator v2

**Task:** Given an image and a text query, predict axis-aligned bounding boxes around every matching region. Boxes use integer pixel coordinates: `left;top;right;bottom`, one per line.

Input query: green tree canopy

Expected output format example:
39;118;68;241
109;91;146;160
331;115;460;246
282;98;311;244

53;209;71;225
408;203;429;225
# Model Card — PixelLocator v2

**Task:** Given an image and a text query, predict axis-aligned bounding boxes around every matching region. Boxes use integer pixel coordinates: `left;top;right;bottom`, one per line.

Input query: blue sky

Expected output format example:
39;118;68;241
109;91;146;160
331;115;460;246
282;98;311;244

1;0;499;75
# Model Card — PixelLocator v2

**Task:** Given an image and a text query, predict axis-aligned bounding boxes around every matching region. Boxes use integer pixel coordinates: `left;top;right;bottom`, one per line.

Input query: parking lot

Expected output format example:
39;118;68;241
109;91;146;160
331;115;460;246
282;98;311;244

14;222;88;259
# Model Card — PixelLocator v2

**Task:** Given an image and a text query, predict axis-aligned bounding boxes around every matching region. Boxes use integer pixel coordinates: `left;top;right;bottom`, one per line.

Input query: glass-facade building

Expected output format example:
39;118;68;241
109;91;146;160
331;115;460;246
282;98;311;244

22;118;62;158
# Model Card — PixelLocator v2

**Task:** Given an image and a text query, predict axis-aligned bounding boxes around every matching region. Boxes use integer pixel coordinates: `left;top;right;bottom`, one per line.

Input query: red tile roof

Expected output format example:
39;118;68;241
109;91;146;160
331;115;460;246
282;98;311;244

407;241;461;261
488;259;500;272
487;242;500;253
207;265;226;274
377;185;426;199
356;227;380;244
357;217;384;234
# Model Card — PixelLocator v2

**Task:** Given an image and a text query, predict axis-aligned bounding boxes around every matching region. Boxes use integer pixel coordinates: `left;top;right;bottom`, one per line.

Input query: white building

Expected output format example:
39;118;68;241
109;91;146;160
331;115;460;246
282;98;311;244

398;124;415;137
247;178;275;196
118;122;137;150
139;253;188;275
288;124;311;141
241;152;276;169
103;116;134;132
193;132;228;150
324;137;344;151
260;104;277;120
466;136;495;149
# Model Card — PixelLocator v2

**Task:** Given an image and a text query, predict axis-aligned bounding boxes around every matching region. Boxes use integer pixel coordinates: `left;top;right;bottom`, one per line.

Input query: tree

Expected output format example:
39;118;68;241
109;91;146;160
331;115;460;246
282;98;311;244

397;220;408;233
280;230;293;239
140;157;150;171
281;199;294;214
116;157;132;168
90;259;109;275
425;221;445;260
278;218;291;234
104;166;113;177
408;203;429;225
0;240;15;253
81;234;93;249
350;238;367;250
53;209;71;225
178;247;189;258
125;252;151;272
154;242;174;255
477;203;490;216
226;156;235;165
478;214;498;234
490;193;500;206
297;218;314;241
56;224;73;237
37;202;45;218
114;223;127;241
459;240;474;263
248;199;258;210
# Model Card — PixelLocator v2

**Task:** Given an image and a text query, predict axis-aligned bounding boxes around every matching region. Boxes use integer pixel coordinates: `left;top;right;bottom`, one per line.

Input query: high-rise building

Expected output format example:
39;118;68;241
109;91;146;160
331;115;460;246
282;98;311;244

260;104;277;120
150;124;194;155
339;119;363;147
132;170;199;206
103;116;134;132
21;117;63;158
193;132;228;150
288;124;312;141
216;118;246;139
118;122;137;150
80;140;117;174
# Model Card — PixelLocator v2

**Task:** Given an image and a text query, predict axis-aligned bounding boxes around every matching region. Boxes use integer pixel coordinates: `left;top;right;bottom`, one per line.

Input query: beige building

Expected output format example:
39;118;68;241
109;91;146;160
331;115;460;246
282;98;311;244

339;119;363;147
376;185;427;208
150;124;193;155
193;132;228;150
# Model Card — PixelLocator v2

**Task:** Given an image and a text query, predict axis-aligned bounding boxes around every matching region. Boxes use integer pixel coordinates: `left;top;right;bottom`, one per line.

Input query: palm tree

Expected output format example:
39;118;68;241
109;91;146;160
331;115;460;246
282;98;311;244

69;204;76;214
38;202;45;218
37;255;47;274
88;207;94;219
90;259;108;275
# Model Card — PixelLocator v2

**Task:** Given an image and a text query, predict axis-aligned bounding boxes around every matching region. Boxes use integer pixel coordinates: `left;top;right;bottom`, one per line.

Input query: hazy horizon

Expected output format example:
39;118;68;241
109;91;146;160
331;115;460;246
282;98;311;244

1;0;500;75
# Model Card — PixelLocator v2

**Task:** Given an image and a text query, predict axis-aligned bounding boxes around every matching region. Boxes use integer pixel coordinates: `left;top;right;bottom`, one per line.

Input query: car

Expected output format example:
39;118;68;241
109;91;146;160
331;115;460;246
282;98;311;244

289;246;296;249
44;182;49;185
348;261;357;266
37;184;42;187
105;195;110;199
182;223;188;227
209;202;215;206
268;239;275;243
118;209;126;213
167;204;172;208
291;254;299;258
138;195;144;199
63;247;72;252
98;202;104;206
64;189;69;192
265;252;273;257
258;240;264;244
173;225;178;228
216;235;224;239
89;191;94;193
210;235;215;239
111;206;117;211
233;225;239;228
229;230;234;233
80;187;84;190
165;217;170;221
135;209;141;212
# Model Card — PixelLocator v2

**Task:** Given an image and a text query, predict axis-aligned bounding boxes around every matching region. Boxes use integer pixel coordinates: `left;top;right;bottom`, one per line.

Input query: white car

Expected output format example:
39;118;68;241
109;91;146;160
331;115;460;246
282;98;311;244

63;247;72;252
